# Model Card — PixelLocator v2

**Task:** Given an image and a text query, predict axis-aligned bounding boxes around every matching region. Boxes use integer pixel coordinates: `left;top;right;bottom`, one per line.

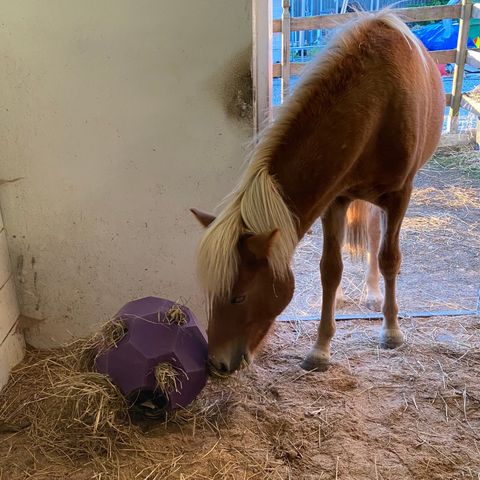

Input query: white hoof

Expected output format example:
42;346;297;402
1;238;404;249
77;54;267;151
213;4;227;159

380;328;404;349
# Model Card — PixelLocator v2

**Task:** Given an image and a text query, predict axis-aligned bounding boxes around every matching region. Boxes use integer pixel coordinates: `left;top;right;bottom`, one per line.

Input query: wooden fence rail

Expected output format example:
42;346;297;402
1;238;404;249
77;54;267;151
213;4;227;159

273;1;479;135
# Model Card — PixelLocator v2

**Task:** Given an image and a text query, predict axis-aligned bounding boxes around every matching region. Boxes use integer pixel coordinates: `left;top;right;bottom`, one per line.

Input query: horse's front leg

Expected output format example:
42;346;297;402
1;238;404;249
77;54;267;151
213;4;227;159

377;188;411;349
301;199;349;371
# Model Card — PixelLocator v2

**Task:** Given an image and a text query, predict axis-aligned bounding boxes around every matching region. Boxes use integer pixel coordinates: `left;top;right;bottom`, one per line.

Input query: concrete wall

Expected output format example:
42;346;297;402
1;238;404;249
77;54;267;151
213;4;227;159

0;206;24;387
0;1;253;347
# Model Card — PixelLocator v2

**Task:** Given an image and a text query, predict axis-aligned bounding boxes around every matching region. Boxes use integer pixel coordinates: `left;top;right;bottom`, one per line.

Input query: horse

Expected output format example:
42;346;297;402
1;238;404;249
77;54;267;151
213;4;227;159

191;11;445;374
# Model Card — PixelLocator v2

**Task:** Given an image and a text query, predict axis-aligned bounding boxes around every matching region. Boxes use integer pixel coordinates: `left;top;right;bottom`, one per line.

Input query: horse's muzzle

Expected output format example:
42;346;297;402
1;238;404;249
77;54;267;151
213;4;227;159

207;351;249;377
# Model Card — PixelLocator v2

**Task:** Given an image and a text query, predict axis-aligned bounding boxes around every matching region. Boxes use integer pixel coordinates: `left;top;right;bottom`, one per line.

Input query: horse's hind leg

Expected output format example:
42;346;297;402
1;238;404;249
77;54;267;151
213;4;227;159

365;206;383;311
301;198;349;371
377;188;411;349
335;283;346;308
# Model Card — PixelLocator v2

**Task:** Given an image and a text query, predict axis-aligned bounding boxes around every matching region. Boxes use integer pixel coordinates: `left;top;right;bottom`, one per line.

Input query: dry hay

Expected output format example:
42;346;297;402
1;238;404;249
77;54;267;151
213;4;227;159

402;214;452;232
411;185;480;210
164;303;188;326
0;344;135;470
2;315;480;479
0;314;194;476
154;363;181;397
78;319;128;369
465;84;480;104
430;149;480;180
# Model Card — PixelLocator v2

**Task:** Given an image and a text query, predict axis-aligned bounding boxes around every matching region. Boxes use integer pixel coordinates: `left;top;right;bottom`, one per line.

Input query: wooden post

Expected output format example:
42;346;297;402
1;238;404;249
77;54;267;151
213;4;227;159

300;0;305;62
253;0;273;132
447;0;473;133
281;0;291;102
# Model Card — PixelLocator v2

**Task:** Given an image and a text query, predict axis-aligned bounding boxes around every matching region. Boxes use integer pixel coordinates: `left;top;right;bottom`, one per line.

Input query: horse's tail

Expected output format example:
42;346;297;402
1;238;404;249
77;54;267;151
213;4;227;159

345;200;370;261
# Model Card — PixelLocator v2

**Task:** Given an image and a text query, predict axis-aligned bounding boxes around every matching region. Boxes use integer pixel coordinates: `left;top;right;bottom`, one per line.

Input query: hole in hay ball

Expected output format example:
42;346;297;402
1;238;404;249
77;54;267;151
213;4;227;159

126;363;183;419
128;389;169;419
164;303;188;325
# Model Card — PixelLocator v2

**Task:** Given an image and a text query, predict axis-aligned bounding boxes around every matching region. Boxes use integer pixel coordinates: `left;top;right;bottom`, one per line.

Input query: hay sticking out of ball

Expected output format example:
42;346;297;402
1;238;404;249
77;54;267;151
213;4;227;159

165;303;188;325
92;319;128;353
71;319;128;371
154;362;181;397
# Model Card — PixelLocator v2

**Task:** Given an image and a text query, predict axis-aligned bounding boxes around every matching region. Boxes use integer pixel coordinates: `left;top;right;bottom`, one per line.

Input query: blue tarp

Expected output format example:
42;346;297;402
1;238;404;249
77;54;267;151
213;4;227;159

414;21;476;51
413;0;477;52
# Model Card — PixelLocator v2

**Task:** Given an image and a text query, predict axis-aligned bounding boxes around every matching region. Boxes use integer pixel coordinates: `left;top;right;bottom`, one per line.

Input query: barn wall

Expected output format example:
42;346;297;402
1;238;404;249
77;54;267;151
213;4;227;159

0;207;24;387
0;1;253;347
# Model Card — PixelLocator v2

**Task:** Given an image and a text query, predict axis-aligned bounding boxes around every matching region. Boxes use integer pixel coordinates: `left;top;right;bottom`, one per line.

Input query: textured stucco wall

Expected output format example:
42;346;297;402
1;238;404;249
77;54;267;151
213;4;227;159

0;1;253;347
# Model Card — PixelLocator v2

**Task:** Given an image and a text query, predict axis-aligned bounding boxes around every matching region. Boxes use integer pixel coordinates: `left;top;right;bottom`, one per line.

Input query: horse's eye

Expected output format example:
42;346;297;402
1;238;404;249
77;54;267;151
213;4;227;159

230;295;246;304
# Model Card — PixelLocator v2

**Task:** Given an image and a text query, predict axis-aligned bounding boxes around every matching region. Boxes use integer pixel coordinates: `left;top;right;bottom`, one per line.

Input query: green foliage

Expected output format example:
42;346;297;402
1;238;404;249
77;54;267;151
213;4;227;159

431;151;480;180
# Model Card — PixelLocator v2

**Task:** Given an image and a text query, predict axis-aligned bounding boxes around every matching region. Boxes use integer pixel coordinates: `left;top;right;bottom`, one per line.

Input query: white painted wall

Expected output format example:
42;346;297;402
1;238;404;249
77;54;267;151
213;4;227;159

0;1;253;347
0;208;24;388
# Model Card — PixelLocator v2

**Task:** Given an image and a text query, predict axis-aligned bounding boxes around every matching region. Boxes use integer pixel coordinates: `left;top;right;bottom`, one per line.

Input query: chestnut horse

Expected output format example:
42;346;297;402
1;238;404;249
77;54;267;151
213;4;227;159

192;12;444;374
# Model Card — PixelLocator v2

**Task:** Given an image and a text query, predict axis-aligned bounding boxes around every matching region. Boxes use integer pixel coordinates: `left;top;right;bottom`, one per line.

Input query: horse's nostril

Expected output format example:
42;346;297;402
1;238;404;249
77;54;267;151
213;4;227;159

208;357;230;376
218;362;228;373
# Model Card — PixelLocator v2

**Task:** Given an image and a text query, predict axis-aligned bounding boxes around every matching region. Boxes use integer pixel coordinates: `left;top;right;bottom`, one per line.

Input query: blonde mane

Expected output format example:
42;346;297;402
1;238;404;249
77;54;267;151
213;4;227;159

196;150;299;303
196;11;426;304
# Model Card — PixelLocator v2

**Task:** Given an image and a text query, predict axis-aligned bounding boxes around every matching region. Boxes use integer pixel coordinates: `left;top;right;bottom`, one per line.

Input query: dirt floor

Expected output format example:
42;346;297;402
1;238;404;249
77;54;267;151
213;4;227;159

1;314;479;479
281;161;480;319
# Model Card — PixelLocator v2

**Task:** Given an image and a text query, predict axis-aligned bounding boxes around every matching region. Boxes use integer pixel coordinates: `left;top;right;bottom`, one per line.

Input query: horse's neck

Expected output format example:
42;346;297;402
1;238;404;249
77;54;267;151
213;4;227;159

266;132;344;237
260;73;356;237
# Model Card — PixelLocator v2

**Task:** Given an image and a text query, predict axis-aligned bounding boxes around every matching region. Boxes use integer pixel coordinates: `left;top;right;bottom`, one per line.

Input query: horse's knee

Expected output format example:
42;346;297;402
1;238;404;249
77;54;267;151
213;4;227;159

378;246;401;279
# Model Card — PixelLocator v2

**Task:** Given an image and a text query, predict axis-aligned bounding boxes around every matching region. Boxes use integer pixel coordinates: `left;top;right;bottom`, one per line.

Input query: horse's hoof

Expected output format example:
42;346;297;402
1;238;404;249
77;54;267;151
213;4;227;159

365;297;382;312
380;328;404;349
300;351;330;372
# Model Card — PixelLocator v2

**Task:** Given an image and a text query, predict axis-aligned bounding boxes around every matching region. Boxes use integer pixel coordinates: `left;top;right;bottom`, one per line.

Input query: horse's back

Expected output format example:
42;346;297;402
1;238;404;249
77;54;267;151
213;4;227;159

266;13;445;212
328;14;445;194
368;15;444;163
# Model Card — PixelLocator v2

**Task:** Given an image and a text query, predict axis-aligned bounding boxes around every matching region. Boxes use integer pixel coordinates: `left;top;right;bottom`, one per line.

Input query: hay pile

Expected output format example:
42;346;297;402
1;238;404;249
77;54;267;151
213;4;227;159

0;334;135;467
0;309;191;473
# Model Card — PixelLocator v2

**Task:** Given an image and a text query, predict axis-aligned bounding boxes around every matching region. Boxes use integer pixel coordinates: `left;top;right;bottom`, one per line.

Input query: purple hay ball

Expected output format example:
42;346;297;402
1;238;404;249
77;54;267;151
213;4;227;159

95;296;208;411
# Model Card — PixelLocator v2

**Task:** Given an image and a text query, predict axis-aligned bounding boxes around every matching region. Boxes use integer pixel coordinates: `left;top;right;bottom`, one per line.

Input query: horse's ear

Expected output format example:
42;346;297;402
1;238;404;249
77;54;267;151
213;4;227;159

190;208;216;228
245;229;280;261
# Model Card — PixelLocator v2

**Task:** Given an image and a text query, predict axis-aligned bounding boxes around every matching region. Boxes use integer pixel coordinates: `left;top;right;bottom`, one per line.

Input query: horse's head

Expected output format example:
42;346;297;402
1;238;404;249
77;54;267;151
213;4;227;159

191;208;295;375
